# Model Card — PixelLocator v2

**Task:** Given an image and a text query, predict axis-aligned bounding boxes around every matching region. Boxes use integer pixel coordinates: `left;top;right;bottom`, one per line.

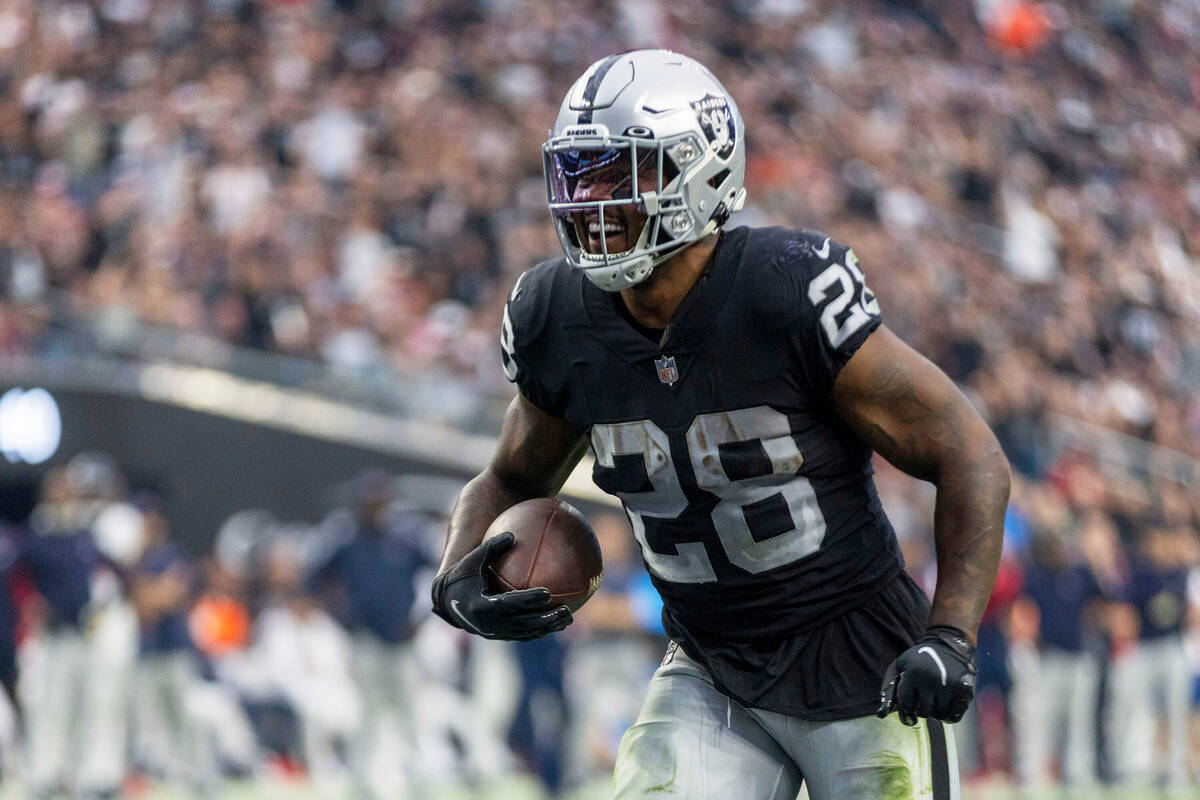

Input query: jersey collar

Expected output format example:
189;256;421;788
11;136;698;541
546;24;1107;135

577;228;745;382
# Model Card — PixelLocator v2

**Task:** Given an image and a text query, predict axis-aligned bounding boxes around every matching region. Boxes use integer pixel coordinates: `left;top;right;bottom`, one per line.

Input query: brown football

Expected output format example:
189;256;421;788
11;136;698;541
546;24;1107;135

484;497;603;613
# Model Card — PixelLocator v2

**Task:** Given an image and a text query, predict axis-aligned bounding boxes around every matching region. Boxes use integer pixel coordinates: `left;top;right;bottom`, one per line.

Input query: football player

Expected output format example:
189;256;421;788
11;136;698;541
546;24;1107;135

432;50;1010;800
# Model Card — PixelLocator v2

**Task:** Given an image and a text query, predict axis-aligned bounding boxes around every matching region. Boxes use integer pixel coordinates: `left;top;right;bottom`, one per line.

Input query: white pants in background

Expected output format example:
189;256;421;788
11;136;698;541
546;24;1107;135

183;679;258;778
350;634;422;800
24;603;137;796
23;629;86;795
1107;635;1191;791
1010;644;1100;792
564;637;659;785
132;651;207;789
409;622;522;786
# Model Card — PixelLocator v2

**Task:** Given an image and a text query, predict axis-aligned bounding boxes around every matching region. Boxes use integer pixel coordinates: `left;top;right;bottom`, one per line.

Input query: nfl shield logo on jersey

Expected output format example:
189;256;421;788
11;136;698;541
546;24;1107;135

655;355;679;386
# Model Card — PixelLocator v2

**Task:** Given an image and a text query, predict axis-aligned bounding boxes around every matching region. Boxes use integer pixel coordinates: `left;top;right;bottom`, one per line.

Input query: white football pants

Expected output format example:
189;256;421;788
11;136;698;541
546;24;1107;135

613;643;959;800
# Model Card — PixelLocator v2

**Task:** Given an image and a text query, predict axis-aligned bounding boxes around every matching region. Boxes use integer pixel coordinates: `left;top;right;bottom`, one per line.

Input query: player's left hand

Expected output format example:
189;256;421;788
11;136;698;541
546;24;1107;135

876;625;977;726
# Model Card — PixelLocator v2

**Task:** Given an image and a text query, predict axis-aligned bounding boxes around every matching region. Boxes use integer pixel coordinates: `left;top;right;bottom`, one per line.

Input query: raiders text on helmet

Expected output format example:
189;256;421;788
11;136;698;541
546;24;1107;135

543;50;747;292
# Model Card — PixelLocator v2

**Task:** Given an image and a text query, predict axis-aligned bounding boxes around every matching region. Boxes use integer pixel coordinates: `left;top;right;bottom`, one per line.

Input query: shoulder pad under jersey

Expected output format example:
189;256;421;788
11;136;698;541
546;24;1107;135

503;258;562;347
500;258;569;385
740;227;852;325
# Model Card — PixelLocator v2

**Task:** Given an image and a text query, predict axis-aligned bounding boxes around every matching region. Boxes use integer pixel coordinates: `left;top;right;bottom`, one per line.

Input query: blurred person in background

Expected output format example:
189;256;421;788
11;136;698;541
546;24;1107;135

0;524;19;781
1077;505;1137;785
565;510;665;787
186;557;258;781
128;493;207;794
959;503;1027;783
1109;518;1195;794
255;536;360;787
78;459;144;800
1186;523;1200;784
406;475;525;791
1009;521;1106;796
410;617;524;792
506;509;661;796
18;454;139;800
308;471;440;800
509;633;569;798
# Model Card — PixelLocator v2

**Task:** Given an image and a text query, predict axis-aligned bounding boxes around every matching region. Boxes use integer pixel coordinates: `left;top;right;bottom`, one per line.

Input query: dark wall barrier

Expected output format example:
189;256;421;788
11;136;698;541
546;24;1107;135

0;387;473;551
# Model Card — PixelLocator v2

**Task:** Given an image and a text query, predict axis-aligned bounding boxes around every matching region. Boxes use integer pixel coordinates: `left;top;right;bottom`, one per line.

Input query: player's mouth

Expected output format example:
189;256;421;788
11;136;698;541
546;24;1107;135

582;215;631;254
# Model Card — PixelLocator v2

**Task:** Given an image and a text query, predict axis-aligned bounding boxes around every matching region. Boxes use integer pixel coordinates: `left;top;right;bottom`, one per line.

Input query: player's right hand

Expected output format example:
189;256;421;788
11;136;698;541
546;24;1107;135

431;532;572;641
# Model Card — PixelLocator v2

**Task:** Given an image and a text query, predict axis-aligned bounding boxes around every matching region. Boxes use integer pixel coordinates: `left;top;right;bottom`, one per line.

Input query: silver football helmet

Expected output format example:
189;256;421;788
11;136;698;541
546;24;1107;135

544;50;747;292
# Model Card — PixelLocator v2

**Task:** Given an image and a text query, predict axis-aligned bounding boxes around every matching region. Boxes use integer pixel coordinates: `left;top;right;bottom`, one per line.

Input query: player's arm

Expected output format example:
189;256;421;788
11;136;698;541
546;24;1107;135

833;325;1009;640
131;567;188;624
431;393;590;640
441;393;589;568
832;325;1011;724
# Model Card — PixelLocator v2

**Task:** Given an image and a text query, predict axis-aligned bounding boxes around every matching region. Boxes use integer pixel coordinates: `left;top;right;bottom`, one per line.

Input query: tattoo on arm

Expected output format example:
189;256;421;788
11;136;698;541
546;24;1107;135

837;357;963;481
835;336;1011;642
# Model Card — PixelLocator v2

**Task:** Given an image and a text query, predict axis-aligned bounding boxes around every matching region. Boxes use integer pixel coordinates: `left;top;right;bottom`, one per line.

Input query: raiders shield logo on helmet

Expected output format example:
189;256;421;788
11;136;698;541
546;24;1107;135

690;93;735;160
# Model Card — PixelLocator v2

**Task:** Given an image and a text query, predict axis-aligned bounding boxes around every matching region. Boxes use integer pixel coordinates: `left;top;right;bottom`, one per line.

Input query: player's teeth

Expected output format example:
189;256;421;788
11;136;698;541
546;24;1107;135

588;222;623;234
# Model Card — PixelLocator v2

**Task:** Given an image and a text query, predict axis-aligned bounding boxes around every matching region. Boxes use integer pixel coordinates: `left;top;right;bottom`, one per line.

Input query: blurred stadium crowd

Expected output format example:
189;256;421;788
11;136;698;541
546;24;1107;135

0;0;1196;797
0;0;1197;439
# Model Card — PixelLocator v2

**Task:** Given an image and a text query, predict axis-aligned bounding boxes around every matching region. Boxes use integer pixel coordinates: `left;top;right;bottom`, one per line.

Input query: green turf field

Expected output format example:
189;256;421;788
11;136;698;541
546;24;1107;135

7;774;1184;800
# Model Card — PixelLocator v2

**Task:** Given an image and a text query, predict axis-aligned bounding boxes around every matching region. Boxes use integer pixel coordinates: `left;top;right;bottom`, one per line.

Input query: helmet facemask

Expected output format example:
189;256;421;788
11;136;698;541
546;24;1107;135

544;126;713;292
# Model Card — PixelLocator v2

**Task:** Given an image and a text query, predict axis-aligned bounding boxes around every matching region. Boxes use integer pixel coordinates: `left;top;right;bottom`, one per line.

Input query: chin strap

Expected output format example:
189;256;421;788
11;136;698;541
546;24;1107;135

708;187;747;229
583;255;655;292
579;186;741;292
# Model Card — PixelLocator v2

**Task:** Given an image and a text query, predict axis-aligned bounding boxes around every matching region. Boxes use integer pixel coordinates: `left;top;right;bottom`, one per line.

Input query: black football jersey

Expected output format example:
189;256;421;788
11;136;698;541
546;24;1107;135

501;226;924;718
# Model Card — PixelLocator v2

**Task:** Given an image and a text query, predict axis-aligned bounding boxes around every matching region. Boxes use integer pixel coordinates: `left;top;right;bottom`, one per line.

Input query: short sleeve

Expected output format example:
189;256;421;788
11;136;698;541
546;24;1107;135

498;264;562;417
787;235;882;396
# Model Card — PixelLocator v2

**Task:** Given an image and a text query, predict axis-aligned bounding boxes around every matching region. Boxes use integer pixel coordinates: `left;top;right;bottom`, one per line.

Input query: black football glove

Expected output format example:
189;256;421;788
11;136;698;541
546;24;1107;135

876;625;977;726
431;532;572;641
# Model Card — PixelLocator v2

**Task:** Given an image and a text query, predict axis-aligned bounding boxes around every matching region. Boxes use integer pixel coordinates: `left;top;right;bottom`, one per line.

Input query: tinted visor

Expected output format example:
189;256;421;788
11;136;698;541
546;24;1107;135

545;143;662;207
555;147;622;178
